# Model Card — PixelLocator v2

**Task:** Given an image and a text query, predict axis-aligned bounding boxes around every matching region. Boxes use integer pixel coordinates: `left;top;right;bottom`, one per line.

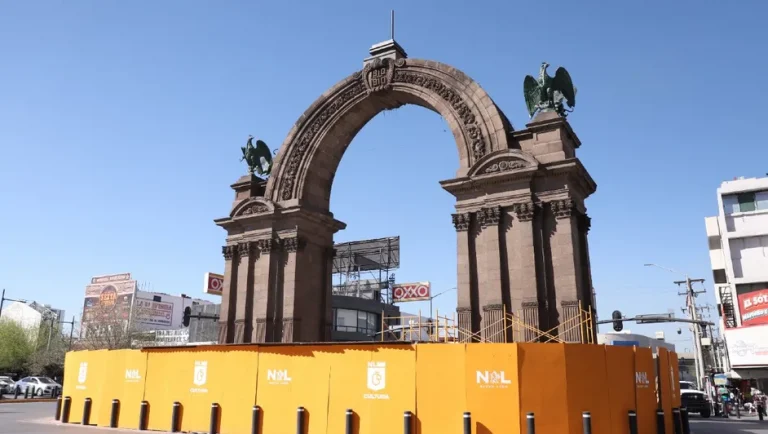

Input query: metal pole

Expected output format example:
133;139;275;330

61;396;71;423
54;396;62;421
0;288;5;318
628;410;638;434
656;410;665;434
686;277;705;389
82;397;92;426
463;411;471;434
526;413;535;434
110;399;120;428
46;317;53;352
403;411;413;434
345;409;353;434
210;403;219;434
297;407;305;434
171;402;181;432
672;408;682;434
582;412;592;434
680;408;690;434
252;405;261;434
139;401;148;430
69;316;75;350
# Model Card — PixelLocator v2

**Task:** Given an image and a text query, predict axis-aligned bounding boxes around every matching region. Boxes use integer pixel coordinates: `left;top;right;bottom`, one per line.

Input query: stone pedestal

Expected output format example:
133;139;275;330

441;111;597;343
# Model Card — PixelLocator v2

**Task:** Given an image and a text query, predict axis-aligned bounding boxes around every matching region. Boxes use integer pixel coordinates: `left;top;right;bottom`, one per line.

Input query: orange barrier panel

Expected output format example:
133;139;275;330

668;352;681;408
256;345;330;434
634;347;656;434
604;345;636;434
143;345;259;433
465;343;520;434
415;344;467;434
63;349;108;424
518;343;569;434
564;344;612;434
95;349;148;428
656;348;673;434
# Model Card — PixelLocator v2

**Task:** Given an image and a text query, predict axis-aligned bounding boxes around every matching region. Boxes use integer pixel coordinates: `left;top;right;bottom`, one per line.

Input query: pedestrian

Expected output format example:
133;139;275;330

758;393;766;421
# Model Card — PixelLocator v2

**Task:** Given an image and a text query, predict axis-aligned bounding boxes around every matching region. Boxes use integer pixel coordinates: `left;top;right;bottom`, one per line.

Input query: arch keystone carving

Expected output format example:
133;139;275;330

230;197;275;218
468;149;539;177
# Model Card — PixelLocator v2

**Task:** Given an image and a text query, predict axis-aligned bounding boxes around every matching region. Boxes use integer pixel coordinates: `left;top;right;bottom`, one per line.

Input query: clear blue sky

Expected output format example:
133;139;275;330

2;1;767;350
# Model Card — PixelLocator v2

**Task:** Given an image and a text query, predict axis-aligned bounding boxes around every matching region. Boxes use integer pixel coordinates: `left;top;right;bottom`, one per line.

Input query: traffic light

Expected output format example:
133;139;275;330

182;306;192;327
612;310;623;332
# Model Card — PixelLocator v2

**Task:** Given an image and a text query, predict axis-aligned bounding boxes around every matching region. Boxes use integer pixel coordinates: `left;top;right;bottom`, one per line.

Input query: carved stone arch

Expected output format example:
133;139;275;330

230;197;276;218
265;58;514;209
467;149;540;177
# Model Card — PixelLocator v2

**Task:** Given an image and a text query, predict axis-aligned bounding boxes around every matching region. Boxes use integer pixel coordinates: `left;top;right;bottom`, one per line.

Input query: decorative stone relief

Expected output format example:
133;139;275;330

222;245;236;260
237;242;254;258
513;202;536;222
241;203;269;216
452;213;471;231
550;198;574;219
581;214;592;233
484;159;528;174
363;58;402;94
282;236;306;253
478;206;502;227
257;238;278;254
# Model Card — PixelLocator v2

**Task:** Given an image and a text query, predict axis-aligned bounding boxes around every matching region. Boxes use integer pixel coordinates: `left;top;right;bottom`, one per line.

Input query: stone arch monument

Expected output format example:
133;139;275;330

214;39;597;344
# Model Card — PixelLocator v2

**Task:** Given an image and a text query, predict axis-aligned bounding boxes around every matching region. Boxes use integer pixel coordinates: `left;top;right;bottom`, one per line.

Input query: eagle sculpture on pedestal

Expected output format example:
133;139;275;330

241;135;273;177
523;62;577;119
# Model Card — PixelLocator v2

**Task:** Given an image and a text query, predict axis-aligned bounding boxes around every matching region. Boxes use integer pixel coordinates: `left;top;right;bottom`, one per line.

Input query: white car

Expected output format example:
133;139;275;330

0;376;14;394
14;376;61;396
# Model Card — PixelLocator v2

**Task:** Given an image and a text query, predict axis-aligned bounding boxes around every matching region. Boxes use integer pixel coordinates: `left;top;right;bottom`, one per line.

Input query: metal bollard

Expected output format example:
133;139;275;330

82;397;92;426
345;409;353;434
628;410;638;434
680;408;690;434
171;402;181;432
296;407;306;434
210;403;220;434
139;401;148;431
672;408;682;434
404;411;413;434
110;399;120;428
54;396;62;421
463;412;472;434
252;405;261;434
14;386;19;399
656;410;665;434
61;396;72;423
582;411;592;434
24;386;30;399
526;412;536;434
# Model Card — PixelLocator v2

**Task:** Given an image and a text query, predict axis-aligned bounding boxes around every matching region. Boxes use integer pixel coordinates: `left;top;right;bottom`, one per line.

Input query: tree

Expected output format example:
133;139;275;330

80;297;149;350
0;319;34;373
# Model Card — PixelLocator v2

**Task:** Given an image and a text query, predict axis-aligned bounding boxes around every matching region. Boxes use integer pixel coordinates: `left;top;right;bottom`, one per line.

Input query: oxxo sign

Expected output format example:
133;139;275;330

392;282;431;302
203;272;224;296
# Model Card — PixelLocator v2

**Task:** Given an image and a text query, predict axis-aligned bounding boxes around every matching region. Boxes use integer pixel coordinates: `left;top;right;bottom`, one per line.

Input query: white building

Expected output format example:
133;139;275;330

705;175;768;380
597;331;675;353
0;300;65;339
132;290;212;331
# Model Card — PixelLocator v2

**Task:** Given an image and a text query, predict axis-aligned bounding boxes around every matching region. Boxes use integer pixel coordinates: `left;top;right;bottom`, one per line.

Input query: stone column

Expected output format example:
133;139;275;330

548;198;583;343
509;202;539;342
280;236;306;343
218;245;237;344
477;206;505;342
452;212;474;342
251;238;278;343
233;242;254;343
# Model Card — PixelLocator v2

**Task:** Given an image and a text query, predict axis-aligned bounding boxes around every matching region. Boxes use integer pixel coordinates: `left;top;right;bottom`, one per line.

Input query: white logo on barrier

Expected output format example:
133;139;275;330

267;369;292;385
125;369;141;382
75;362;88;390
635;371;650;388
364;361;389;400
476;370;511;389
190;361;209;393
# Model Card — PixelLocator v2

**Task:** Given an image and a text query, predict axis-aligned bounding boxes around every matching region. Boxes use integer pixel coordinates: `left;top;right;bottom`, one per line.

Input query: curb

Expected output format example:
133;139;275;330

0;398;57;404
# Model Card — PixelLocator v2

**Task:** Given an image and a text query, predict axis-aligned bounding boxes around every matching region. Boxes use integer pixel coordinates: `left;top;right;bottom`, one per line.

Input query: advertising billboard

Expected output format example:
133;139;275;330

134;298;174;327
738;289;768;326
724;324;768;366
203;272;224;296
82;273;137;325
392;282;431;302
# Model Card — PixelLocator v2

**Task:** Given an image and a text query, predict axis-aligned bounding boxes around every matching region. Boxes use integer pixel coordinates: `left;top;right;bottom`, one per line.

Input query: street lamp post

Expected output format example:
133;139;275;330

644;263;707;390
428;287;457;321
0;289;28;319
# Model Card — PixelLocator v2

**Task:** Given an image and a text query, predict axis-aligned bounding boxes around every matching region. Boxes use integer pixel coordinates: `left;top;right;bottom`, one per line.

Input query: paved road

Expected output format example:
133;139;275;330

691;414;768;434
0;402;167;434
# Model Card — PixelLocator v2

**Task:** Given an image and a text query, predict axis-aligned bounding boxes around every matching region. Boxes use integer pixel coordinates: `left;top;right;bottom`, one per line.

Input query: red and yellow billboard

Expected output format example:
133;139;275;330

739;289;768;326
82;273;137;327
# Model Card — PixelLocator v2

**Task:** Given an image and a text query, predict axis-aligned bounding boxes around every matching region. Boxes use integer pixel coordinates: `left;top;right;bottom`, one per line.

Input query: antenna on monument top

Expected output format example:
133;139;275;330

390;10;395;40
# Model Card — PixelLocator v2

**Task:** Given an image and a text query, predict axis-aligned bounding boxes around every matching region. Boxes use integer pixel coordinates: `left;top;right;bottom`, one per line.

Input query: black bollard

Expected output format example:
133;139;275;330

628;410;638;434
526;412;536;434
463;412;471;434
404;411;413;434
138;401;148;431
582;411;592;434
252;405;261;434
210;403;219;434
296;407;306;434
656;410;665;434
345;409;353;434
680;408;690;434
110;399;120;428
54;396;62;421
82;397;92;426
171;402;181;432
14;386;19;399
61;396;72;423
24;386;29;399
672;408;682;434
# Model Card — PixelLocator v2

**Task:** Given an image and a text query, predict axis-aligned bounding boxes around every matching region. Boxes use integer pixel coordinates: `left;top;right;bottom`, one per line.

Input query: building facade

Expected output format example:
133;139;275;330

0;300;65;339
705;176;768;380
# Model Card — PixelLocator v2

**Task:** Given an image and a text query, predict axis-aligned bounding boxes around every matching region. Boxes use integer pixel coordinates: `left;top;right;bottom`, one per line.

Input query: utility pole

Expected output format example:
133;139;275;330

675;276;707;390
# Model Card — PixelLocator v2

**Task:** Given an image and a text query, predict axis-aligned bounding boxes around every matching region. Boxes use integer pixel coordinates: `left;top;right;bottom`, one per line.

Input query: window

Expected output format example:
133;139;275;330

713;269;727;284
333;309;378;335
738;193;756;212
723;190;768;214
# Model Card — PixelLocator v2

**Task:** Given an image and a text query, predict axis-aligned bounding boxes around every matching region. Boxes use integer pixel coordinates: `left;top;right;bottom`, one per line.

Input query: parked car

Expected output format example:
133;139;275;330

680;381;711;418
14;377;62;396
0;376;14;394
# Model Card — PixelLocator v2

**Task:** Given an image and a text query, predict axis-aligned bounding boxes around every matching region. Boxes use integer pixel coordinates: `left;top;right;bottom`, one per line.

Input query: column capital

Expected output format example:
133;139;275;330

478;206;502;227
451;212;471;232
257;238;278;254
222;245;237;260
282;236;306;253
512;202;536;222
237;241;255;258
549;198;574;219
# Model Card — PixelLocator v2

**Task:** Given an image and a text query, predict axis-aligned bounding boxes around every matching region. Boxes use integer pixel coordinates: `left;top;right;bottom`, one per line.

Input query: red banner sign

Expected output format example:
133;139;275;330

392;282;431;302
204;272;224;296
739;289;768;326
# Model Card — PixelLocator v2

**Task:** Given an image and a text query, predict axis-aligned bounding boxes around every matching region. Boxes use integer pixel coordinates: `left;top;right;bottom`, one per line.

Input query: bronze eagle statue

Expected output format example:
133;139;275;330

241;135;273;177
523;62;577;118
